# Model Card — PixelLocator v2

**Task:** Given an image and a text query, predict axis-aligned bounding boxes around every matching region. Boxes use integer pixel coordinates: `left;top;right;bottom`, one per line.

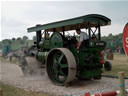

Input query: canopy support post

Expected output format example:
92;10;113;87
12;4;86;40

88;23;91;39
36;30;41;49
62;26;65;36
98;23;101;40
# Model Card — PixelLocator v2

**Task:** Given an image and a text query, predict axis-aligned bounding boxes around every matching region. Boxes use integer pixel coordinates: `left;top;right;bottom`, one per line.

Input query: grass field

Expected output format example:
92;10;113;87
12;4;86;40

0;82;53;96
103;53;128;77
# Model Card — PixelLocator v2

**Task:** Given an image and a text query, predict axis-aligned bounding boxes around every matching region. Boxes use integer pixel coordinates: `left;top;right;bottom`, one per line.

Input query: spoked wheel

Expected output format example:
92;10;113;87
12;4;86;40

46;48;77;85
104;61;112;71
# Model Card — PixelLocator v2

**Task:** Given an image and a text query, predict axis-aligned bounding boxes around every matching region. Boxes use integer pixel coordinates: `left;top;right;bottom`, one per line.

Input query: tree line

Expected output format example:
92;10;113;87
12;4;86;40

0;36;30;49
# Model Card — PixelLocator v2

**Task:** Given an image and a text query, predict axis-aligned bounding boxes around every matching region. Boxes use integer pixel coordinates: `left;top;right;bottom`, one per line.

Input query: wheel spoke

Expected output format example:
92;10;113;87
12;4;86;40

58;54;64;63
52;57;57;70
53;57;57;64
59;71;67;79
61;64;68;68
55;72;60;81
53;65;57;72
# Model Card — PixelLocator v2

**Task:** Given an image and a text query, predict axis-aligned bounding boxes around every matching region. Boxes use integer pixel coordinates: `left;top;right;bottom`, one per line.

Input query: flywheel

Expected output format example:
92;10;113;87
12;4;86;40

50;32;64;48
46;48;77;85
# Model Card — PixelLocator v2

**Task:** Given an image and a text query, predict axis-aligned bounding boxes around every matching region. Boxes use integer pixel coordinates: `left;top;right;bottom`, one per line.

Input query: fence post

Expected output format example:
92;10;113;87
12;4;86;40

0;88;3;96
118;72;126;96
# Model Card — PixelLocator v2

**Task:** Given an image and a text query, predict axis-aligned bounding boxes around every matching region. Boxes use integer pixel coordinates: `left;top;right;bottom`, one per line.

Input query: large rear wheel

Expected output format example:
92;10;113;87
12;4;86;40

46;48;77;85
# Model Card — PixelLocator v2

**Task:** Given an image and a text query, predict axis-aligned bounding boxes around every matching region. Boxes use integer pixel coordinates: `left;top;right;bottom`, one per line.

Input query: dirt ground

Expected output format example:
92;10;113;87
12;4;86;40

0;54;128;96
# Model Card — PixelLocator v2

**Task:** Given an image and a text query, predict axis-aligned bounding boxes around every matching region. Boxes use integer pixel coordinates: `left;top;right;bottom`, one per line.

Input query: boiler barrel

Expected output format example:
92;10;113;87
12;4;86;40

38;52;48;61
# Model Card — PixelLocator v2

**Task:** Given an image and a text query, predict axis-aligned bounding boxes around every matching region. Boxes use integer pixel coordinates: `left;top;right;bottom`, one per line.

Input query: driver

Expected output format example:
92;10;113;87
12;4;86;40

76;28;89;49
45;33;50;39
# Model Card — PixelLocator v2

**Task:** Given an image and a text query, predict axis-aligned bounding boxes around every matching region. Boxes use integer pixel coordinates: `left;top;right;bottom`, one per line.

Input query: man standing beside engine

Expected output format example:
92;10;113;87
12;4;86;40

76;28;89;49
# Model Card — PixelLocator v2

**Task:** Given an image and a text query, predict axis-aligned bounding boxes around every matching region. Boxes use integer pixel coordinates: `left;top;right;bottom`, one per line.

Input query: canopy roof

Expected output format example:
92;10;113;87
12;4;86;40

27;14;111;32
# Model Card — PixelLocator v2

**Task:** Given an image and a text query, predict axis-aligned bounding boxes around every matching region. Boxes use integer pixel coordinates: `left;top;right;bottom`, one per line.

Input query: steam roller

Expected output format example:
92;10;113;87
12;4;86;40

18;14;112;85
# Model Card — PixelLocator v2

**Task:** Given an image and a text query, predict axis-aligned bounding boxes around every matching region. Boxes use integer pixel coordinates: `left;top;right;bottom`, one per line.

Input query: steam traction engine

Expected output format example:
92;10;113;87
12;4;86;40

22;14;112;85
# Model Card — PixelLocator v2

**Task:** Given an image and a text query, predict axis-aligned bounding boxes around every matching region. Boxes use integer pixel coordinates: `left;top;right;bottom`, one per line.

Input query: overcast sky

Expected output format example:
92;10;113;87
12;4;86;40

1;1;128;41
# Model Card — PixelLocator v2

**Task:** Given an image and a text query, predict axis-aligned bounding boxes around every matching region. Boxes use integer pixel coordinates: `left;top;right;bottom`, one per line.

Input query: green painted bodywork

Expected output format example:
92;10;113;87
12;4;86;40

37;32;105;79
71;43;104;79
39;32;105;79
